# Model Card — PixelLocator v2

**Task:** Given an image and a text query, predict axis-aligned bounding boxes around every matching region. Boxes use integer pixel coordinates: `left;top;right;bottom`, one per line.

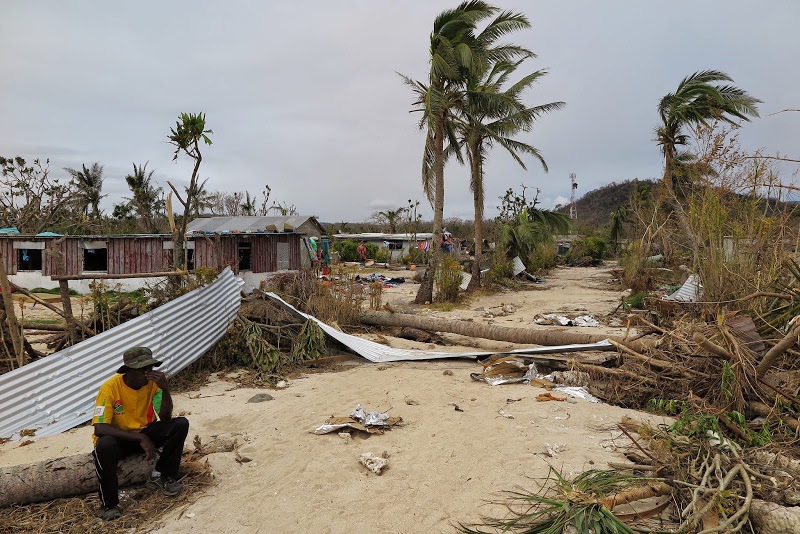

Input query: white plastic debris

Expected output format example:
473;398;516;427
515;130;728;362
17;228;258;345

359;452;389;475
572;315;600;327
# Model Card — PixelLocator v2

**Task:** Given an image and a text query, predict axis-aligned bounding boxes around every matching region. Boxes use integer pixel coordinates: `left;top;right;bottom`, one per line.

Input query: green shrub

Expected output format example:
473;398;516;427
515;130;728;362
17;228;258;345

565;236;608;263
404;246;428;265
435;255;463;302
526;236;557;272
333;239;359;262
374;246;391;263
485;254;514;284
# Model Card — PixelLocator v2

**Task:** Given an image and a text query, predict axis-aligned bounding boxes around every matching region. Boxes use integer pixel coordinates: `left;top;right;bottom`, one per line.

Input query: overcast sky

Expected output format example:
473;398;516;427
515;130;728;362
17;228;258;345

2;1;798;223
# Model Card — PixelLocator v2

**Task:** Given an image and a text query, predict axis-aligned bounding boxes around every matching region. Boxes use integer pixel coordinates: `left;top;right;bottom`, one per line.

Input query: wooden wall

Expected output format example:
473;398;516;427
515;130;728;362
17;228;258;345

107;237;170;274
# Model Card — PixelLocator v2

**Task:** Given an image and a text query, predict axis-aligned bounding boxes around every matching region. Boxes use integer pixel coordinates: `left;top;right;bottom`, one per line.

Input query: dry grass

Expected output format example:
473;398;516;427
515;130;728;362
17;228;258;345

0;452;214;533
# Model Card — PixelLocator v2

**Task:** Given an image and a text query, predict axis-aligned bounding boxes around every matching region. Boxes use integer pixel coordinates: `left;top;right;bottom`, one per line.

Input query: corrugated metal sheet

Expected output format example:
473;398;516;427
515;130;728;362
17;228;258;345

512;256;526;276
0;268;243;441
186;215;313;234
266;292;614;363
663;274;703;302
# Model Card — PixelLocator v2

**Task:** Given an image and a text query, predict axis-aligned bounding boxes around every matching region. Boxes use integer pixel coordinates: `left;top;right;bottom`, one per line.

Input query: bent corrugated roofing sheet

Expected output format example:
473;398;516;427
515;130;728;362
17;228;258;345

187;215;315;234
663;274;703;302
0;268;243;440
266;292;613;363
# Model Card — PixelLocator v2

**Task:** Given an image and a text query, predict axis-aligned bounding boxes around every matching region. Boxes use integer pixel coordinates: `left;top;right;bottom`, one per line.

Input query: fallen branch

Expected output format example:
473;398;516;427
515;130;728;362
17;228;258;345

756;320;800;378
691;331;733;360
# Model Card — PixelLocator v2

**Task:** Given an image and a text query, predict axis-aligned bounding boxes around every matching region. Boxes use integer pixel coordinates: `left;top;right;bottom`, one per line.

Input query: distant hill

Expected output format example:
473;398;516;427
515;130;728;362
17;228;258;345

557;179;658;229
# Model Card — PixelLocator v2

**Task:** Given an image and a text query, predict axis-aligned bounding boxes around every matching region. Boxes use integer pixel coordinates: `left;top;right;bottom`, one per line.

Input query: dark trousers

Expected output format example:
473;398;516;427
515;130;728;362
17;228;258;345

92;417;189;509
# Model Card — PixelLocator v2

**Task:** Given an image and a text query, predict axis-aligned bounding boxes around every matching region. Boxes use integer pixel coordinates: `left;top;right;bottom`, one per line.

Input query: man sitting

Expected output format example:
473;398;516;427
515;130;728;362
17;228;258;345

92;346;189;520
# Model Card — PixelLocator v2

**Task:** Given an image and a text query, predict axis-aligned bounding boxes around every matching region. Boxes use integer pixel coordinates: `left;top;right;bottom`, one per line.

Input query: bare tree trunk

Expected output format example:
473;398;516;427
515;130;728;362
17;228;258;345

0;246;24;366
468;144;483;291
662;152;698;261
415;120;444;304
359;310;647;352
48;236;79;345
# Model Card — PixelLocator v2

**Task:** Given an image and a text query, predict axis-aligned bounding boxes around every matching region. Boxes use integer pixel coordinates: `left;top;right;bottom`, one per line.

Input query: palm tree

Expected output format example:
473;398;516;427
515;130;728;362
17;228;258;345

168;112;213;271
65;162;105;220
458;54;564;289
497;207;570;263
403;1;530;303
124;162;164;233
656;70;759;254
376;208;407;233
241;191;257;215
609;205;628;253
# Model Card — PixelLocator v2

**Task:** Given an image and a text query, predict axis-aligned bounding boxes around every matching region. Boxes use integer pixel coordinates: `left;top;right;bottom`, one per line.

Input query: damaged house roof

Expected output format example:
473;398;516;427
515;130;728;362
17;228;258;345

187;215;323;235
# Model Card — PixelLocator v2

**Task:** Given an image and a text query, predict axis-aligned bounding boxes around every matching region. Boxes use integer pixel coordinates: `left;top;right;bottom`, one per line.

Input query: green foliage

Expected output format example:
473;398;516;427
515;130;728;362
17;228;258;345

485;254;514;284
401;246;428;265
373;246;391;263
333;240;360;262
332;240;381;262
458;467;640;534
623;292;649;310
526;235;557;272
435;254;463;303
646;398;688;416
565;236;608;263
30;287;79;296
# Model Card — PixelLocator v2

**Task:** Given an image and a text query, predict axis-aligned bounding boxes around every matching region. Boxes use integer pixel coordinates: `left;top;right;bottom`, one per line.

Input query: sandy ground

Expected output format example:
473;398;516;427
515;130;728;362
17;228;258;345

0;264;668;534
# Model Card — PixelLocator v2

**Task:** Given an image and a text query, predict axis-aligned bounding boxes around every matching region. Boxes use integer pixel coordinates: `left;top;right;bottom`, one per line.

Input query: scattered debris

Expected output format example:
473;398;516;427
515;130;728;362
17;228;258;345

543;443;567;457
662;273;703;302
536;392;567;402
338;432;352;444
312;405;402;435
275;380;288;389
533;314;600;327
442;369;454;376
404;397;419;406
497;410;514;419
449;402;464;412
359;452;389;475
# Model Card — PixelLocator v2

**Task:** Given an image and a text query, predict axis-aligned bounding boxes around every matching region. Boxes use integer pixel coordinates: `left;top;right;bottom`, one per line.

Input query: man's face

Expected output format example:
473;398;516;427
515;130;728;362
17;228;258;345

125;365;154;389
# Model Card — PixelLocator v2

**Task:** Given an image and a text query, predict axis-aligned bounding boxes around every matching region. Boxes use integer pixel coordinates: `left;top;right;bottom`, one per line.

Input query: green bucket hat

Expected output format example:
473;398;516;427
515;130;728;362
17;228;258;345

117;346;163;374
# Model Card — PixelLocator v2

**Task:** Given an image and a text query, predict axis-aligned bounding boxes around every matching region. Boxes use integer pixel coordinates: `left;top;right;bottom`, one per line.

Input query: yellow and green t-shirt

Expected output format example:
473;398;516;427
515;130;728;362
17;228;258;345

92;374;162;443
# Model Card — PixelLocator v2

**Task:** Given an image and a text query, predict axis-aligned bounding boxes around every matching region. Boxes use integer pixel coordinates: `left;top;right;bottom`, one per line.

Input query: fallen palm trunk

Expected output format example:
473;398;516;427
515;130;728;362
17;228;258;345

0;435;235;507
749;500;800;534
0;452;154;507
359;310;647;351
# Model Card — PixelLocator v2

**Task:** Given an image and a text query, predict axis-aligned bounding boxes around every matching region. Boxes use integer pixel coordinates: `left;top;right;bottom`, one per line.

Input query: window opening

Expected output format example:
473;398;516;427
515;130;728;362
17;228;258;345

18;249;43;271
238;241;252;270
83;248;108;272
186;248;195;271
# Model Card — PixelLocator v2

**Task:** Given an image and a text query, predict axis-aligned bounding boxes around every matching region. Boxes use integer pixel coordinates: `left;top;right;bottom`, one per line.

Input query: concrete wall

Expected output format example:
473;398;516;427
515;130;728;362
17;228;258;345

10;272;169;293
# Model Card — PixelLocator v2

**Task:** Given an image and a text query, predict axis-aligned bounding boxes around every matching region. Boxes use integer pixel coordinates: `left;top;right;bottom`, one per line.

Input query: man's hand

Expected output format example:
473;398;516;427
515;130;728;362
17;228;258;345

144;369;169;391
139;434;156;461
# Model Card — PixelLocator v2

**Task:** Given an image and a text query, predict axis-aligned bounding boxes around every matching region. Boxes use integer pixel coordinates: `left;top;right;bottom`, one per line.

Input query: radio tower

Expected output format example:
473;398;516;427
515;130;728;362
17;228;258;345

569;173;578;220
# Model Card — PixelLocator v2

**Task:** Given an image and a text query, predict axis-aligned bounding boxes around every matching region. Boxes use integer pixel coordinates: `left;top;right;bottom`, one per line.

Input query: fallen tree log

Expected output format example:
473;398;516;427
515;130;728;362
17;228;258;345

0;452;155;507
0;434;236;507
359;310;647;351
750;499;800;534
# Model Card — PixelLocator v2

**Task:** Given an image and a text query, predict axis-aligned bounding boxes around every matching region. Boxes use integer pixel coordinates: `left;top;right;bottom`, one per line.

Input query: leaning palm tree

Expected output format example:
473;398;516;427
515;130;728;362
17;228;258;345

403;1;532;303
656;70;759;255
65;162;105;220
458;54;564;289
